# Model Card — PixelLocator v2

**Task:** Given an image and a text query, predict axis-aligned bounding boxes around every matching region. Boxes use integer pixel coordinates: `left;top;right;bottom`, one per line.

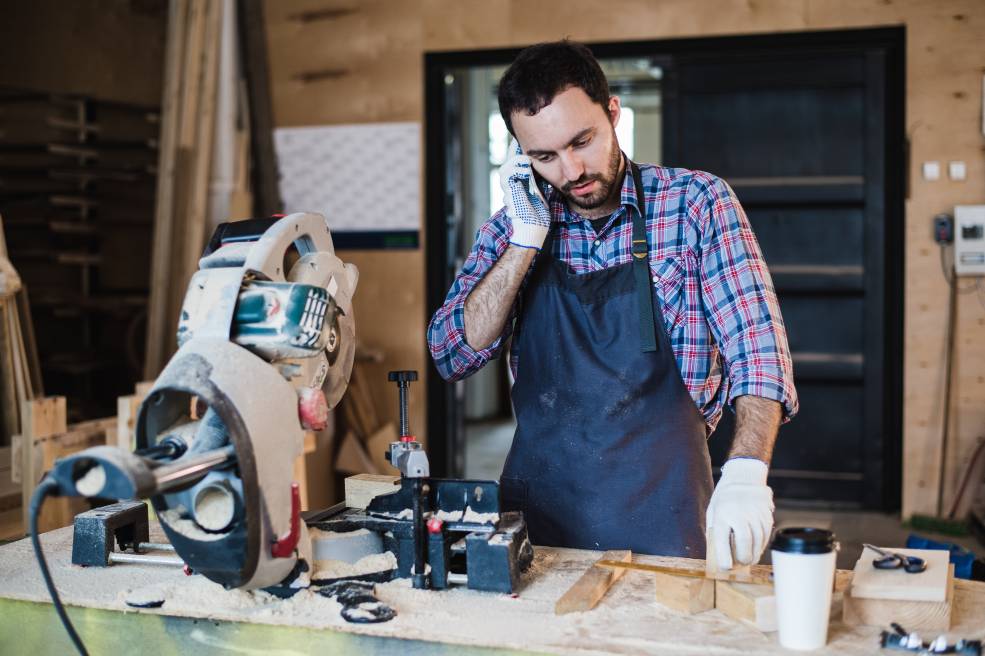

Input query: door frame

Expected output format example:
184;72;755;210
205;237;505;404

423;27;905;510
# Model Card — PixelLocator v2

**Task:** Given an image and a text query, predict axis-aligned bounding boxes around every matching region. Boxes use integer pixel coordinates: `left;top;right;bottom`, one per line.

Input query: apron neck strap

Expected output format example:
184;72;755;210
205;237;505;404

629;160;658;353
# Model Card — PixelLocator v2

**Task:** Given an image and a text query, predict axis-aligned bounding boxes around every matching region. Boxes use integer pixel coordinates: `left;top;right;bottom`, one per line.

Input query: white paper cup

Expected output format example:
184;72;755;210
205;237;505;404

771;527;837;651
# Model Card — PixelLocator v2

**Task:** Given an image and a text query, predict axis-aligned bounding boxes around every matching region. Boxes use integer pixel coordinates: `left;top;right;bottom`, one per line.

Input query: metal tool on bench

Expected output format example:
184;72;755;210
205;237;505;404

864;544;928;574
34;213;359;592
880;623;982;655
305;371;535;593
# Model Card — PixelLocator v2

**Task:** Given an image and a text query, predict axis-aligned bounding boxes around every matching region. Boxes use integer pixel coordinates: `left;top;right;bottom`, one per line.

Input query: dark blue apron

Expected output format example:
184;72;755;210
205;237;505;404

501;161;713;557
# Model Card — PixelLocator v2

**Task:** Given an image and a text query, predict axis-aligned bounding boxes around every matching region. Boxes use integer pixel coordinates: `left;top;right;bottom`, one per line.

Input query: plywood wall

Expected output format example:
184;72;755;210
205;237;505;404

0;0;166;106
264;0;985;516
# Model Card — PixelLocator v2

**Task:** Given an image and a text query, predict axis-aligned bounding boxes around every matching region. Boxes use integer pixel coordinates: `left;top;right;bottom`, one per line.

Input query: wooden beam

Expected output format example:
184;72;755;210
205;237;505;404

145;0;191;378
237;0;282;216
555;550;632;615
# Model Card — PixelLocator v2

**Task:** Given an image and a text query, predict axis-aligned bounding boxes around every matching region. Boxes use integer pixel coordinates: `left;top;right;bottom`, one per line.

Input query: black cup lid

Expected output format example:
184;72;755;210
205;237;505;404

771;527;835;554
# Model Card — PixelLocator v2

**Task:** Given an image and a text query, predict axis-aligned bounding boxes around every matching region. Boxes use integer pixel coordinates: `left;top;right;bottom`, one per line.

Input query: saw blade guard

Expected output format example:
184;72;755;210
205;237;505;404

135;213;356;589
136;338;304;589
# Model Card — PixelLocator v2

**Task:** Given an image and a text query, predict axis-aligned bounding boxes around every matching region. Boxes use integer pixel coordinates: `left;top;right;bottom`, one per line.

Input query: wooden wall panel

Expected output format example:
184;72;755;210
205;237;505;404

0;0;165;105
263;0;985;515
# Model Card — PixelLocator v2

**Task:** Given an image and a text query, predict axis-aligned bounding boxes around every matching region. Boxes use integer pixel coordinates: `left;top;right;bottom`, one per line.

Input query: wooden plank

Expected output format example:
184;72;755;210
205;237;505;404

0;301;19;444
237;0;282;216
13;289;41;397
653;570;715;615
181;0;223;285
599;559;773;586
344;473;399;510
850;546;950;602
715;581;777;631
18;397;66;527
844;565;954;632
145;0;191;378
555;550;632;615
292;431;317;511
116;394;141;450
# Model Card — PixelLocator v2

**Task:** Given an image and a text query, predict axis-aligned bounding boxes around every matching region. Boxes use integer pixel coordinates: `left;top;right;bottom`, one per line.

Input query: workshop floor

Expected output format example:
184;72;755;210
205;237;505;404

464;418;985;569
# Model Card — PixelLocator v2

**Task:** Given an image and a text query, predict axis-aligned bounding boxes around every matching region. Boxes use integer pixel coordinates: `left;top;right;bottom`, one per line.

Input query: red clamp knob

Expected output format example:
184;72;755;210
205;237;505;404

400;434;417;443
271;482;301;558
427;517;443;534
298;387;329;431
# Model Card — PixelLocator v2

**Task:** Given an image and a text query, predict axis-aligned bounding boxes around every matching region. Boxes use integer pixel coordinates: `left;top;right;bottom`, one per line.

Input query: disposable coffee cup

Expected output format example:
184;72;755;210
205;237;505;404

770;527;837;650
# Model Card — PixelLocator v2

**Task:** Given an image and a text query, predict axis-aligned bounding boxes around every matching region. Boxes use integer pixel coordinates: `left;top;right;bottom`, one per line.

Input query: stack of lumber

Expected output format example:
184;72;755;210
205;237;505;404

843;546;955;631
144;0;257;378
335;346;398;477
0;214;43;448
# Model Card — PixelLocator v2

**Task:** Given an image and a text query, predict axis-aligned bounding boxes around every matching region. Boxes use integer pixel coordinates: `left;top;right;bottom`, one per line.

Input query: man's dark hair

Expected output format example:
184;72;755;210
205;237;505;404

498;40;610;136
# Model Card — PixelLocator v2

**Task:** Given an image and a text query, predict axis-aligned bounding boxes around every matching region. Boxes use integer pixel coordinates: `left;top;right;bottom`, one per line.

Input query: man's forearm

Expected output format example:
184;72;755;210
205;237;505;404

729;395;782;464
464;245;536;351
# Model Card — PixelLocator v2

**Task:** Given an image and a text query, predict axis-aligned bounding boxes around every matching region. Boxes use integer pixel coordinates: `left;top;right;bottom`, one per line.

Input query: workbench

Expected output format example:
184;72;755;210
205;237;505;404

1;525;983;655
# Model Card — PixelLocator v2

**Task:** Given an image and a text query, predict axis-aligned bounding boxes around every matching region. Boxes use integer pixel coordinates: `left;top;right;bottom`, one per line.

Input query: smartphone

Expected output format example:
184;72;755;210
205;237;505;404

532;169;553;200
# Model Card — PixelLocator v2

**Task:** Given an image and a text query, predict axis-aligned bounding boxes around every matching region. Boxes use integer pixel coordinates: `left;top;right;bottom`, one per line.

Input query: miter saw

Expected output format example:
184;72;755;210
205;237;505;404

28;213;532;653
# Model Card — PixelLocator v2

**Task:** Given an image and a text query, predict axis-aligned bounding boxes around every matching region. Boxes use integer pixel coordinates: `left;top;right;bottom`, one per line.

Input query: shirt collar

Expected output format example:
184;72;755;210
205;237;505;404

548;153;639;224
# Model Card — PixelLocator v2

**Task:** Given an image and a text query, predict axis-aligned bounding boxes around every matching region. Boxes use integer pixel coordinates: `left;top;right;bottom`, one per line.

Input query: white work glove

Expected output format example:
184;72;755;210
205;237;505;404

706;457;774;570
499;139;551;250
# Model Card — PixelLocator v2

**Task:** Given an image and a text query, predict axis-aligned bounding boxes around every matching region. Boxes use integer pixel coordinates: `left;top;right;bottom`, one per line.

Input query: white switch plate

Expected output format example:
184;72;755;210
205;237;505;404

948;161;966;181
923;161;941;181
955;205;985;276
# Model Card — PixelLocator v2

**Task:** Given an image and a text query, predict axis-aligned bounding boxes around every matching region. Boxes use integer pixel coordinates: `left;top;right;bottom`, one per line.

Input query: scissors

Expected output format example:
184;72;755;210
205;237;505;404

862;544;928;573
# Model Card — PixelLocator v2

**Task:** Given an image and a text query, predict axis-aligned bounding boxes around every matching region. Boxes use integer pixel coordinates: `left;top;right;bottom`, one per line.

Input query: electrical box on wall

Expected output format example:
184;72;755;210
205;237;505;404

954;205;985;276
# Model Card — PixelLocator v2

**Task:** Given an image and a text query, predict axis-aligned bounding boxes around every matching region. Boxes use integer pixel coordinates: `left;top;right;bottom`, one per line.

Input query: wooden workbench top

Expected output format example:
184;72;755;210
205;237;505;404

1;525;983;655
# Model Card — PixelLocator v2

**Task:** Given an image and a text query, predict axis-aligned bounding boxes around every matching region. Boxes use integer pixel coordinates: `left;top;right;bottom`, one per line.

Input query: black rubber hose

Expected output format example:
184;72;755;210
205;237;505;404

29;478;89;656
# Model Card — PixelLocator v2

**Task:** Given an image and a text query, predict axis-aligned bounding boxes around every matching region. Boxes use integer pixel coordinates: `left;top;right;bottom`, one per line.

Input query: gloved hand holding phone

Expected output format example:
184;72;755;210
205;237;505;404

499;139;551;250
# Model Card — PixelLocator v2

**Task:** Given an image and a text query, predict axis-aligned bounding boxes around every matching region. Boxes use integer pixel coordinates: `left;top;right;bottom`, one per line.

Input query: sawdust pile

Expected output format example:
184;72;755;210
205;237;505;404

312;551;397;580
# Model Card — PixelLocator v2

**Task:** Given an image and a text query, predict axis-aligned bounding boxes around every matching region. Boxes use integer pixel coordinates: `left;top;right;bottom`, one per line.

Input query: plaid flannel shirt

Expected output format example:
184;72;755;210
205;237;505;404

427;162;798;432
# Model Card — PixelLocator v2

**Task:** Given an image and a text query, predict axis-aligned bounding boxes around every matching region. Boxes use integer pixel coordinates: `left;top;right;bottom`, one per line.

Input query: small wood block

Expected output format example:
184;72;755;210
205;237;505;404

704;528;765;584
344;473;400;510
715;580;776;631
653;570;715;615
851;546;950;602
843;565;954;632
555;550;632;615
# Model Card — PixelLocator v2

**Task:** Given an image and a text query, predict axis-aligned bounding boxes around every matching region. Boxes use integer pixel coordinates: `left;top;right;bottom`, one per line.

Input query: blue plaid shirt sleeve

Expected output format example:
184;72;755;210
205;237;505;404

692;174;799;421
427;209;519;382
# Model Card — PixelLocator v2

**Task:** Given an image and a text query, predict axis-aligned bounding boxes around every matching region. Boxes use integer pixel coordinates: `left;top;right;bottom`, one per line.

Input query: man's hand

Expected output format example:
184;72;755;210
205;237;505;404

706;457;774;570
500;139;551;250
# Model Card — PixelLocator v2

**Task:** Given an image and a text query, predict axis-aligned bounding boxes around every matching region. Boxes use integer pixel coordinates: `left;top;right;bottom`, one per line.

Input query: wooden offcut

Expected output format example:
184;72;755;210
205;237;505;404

344;473;400;510
850;546;950;602
844;565;955;632
14;397;67;530
715;581;777;631
653;570;715;614
555;550;632;615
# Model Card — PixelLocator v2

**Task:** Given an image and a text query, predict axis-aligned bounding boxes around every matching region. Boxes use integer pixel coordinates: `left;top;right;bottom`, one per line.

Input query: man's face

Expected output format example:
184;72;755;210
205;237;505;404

511;86;624;214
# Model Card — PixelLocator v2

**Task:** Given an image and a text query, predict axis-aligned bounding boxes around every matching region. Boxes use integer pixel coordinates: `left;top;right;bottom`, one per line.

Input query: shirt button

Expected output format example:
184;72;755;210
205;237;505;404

652;275;658;283
593;239;601;246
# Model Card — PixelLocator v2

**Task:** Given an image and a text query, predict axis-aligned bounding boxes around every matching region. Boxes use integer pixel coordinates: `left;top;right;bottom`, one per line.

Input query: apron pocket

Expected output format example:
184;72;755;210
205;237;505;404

499;477;527;514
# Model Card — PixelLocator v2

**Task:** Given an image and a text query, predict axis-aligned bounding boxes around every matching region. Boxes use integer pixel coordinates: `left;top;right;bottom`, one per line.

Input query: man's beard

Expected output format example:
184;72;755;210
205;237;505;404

558;136;624;211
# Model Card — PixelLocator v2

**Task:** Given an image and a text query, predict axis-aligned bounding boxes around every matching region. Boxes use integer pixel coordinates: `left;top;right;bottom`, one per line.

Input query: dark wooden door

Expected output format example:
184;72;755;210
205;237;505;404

662;43;903;508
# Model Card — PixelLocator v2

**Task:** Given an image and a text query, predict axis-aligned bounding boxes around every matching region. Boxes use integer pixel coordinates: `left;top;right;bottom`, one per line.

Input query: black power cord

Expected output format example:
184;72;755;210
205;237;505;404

29;477;89;656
